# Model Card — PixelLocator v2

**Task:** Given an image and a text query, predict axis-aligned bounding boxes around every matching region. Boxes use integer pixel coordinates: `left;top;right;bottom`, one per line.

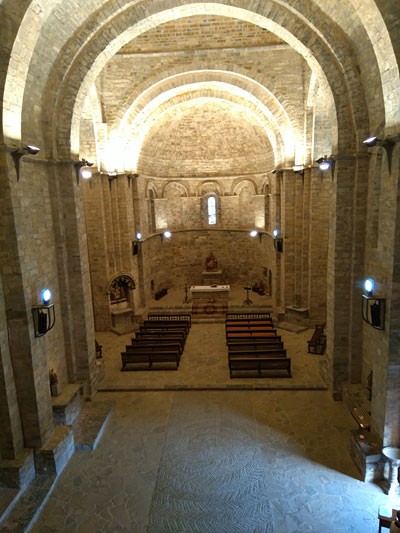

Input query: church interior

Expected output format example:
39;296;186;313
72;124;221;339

0;1;400;531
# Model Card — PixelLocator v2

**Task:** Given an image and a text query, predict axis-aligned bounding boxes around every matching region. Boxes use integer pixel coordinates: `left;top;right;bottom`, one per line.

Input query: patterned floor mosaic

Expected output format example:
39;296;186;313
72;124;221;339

30;390;390;533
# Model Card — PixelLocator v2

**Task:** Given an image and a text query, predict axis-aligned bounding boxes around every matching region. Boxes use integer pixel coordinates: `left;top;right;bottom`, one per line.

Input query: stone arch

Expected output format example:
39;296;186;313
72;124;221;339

162;182;189;199
233;179;257;197
197;181;223;197
30;0;375;159
146;182;158;199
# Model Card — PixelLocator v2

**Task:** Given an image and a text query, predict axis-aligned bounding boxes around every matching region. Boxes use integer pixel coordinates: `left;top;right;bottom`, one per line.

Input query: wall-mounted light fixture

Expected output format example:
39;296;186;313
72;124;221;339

11;145;40;181
73;159;93;184
250;230;262;242
361;278;385;330
161;230;172;242
127;173;139;188
32;288;56;337
363;135;400;174
273;229;283;252
132;232;143;255
107;172;117;190
316;156;335;177
292;165;304;175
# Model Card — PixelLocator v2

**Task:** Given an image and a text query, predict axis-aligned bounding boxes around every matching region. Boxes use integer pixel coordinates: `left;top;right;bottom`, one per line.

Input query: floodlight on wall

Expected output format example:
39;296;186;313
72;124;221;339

136;232;142;241
32;288;56;337
11;145;41;181
81;169;92;179
107;172;118;190
361;278;386;330
273;229;283;252
161;230;172;242
250;230;262;242
73;159;93;184
363;135;400;174
293;165;304;175
132;232;143;255
316;156;335;178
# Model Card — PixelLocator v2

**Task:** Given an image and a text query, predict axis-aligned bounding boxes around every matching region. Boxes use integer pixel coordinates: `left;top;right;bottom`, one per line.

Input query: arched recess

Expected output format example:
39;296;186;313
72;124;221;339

162;182;189;198
197;181;223;197
233;179;257;196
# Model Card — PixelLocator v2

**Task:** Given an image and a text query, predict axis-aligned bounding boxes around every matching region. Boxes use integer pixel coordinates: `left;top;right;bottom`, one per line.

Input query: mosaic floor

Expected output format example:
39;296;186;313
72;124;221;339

27;291;394;531
31;390;389;533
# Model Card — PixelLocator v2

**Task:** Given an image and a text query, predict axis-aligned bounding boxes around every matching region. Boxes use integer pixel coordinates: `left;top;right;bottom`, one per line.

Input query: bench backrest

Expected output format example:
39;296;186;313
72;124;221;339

148;314;191;325
226;313;271;320
126;344;181;353
226;330;278;338
228;350;286;358
228;342;284;352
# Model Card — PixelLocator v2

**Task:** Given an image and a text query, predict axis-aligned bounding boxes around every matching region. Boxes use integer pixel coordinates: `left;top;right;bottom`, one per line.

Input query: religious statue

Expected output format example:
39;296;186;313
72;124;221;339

205;251;218;272
49;369;60;396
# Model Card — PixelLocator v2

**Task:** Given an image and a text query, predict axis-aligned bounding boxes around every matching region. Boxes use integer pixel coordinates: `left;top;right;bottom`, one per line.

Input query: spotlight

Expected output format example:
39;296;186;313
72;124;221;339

273;229;279;237
364;278;374;295
163;230;171;239
363;136;378;147
73;159;94;184
136;232;142;241
250;230;258;237
293;165;304;173
81;169;92;179
40;288;52;304
316;156;335;176
26;145;40;155
319;161;331;171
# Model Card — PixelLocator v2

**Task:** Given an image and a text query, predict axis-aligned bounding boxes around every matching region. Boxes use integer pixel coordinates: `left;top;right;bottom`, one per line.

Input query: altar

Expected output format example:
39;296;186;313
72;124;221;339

190;285;230;302
190;285;230;319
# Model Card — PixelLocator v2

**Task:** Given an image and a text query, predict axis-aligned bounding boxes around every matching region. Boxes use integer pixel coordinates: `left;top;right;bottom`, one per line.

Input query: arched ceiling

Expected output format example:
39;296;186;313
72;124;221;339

1;0;398;172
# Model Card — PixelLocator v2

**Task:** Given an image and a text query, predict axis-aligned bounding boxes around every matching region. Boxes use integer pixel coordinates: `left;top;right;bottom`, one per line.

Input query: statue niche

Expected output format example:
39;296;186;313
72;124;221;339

205;252;218;272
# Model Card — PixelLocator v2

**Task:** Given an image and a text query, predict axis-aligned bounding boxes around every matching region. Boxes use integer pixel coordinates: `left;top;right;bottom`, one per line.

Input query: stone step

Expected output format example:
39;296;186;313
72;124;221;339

72;401;114;451
0;474;56;533
0;488;19;527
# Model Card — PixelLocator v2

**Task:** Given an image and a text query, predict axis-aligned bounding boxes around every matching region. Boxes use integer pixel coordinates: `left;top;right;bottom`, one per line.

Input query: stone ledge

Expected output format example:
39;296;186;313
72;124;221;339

0;450;35;490
52;383;81;425
34;426;74;476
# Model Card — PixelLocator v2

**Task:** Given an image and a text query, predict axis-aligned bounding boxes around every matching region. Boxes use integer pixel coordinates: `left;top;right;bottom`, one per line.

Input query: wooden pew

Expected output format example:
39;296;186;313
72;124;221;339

228;342;284;352
228;349;287;358
227;337;282;348
147;313;191;327
229;356;291;378
136;330;186;339
226;313;271;320
135;332;186;347
226;325;275;332
139;324;188;338
226;330;278;341
143;320;190;333
121;351;180;370
126;343;182;355
225;319;273;326
129;339;183;354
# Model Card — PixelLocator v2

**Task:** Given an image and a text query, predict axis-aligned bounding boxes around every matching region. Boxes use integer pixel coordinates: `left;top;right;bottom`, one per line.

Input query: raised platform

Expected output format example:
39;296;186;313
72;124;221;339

72;401;114;451
52;383;81;425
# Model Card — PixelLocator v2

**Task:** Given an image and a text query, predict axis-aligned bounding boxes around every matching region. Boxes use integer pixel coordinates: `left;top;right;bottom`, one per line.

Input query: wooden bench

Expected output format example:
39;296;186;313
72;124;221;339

226;325;275;332
226;313;271;320
227;338;282;349
126;343;182;355
133;333;185;344
147;313;191;327
129;340;183;354
143;320;190;333
225;319;273;326
229;356;291;378
228;344;285;354
307;323;326;354
136;330;186;339
121;351;180;370
226;330;278;341
139;324;188;338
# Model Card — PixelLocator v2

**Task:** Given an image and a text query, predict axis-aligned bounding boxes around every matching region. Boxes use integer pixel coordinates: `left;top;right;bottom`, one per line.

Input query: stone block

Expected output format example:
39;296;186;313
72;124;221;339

0;449;35;489
52;383;82;425
34;426;74;476
350;430;384;482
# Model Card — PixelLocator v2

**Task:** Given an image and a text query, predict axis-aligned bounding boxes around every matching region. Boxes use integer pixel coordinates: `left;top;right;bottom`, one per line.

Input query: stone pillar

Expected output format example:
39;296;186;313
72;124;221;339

324;154;365;399
82;174;110;331
0;274;24;459
281;169;295;308
51;163;97;397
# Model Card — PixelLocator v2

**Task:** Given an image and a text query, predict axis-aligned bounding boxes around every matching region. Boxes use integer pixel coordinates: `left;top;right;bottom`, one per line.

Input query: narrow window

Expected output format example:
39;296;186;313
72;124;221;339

207;196;216;225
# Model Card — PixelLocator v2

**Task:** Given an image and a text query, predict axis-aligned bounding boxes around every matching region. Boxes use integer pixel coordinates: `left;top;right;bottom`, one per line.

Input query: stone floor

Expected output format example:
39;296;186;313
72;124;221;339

31;390;391;532
18;291;398;531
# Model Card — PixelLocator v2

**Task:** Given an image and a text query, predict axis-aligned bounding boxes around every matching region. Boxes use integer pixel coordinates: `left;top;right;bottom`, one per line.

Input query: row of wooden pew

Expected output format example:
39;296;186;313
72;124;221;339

121;314;191;371
225;313;292;378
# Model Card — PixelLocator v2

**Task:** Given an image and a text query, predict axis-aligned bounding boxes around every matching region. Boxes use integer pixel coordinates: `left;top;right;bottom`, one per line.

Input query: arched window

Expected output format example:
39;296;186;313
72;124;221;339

207;195;217;225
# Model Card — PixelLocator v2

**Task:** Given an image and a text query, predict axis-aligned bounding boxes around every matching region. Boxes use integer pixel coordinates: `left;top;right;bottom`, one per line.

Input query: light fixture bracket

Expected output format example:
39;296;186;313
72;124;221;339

32;303;56;337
